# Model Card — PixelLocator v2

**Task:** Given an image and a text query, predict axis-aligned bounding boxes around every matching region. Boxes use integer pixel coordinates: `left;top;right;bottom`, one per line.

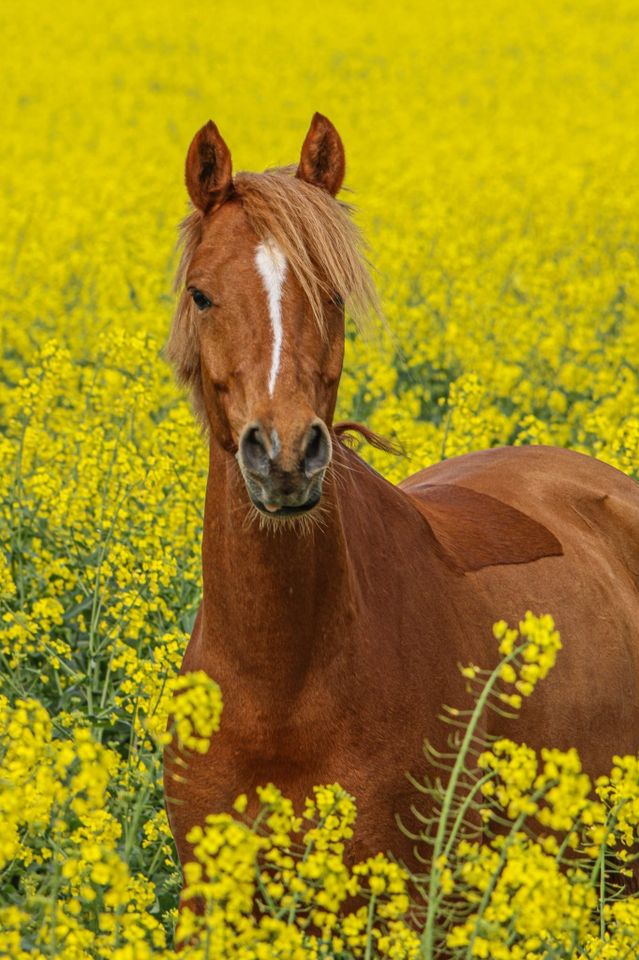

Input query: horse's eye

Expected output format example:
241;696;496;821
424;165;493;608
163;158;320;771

331;292;344;309
189;288;213;311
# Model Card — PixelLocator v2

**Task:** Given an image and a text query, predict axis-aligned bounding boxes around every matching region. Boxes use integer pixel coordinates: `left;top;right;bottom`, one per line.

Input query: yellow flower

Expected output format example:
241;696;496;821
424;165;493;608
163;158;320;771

4;1;639;954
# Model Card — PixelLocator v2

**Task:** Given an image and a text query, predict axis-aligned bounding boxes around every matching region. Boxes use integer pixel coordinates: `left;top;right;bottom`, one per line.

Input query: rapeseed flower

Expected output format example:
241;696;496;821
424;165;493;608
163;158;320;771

4;0;639;955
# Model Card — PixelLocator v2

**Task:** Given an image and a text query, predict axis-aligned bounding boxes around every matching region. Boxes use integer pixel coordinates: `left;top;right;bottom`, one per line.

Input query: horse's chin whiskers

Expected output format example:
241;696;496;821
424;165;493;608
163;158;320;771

241;499;327;537
242;503;262;532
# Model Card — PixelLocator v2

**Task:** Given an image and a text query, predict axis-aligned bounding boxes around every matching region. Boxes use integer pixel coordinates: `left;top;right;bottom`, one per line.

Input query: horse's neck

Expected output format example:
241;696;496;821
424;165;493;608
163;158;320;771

198;442;358;708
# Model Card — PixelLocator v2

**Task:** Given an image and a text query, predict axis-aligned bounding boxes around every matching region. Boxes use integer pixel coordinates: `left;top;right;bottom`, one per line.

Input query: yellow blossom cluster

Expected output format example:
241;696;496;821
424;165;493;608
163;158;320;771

0;689;420;958
166;671;223;753
0;694;172;958
440;734;639;959
446;834;597;959
461;611;562;711
178;784;420;959
412;616;639;959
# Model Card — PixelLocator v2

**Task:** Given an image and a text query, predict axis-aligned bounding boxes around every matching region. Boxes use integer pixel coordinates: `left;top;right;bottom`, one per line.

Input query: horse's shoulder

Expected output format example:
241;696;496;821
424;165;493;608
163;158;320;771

402;479;563;573
398;445;639;573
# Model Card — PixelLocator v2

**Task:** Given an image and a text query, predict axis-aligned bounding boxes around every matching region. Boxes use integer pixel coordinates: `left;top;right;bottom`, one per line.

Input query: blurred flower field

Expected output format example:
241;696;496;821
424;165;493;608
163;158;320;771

3;0;639;956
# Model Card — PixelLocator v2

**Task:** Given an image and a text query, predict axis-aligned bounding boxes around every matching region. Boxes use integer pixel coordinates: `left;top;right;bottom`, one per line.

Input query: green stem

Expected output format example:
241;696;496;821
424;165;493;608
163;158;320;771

599;843;606;941
364;894;377;960
442;771;496;864
421;645;525;958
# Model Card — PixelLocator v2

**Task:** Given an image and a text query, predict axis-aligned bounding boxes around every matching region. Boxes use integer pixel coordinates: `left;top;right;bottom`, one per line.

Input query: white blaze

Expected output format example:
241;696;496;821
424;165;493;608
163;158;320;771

254;240;287;397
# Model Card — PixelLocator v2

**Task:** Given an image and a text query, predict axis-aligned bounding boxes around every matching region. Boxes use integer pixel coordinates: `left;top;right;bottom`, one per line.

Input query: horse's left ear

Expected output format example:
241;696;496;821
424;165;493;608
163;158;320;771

185;120;233;213
296;112;345;196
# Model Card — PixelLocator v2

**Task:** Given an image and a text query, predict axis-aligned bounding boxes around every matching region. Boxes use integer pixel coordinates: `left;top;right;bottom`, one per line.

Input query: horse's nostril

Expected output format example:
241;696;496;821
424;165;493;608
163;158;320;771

303;422;331;477
240;425;271;478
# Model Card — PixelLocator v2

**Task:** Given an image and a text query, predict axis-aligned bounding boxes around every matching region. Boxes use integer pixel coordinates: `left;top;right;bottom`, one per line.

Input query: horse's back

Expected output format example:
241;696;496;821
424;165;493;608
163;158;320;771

401;445;639;586
400;445;639;766
401;444;638;504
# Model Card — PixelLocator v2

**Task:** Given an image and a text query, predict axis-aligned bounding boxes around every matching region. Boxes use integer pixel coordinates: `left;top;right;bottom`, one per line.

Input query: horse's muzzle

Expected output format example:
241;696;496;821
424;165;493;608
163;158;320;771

237;418;331;517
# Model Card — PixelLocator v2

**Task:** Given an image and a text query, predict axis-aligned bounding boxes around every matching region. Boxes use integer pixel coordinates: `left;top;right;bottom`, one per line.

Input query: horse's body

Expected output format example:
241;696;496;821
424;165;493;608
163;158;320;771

164;114;639;881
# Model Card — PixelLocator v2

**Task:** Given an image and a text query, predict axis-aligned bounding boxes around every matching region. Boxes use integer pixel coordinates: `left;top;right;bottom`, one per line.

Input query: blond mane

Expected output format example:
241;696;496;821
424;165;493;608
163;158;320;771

167;167;381;423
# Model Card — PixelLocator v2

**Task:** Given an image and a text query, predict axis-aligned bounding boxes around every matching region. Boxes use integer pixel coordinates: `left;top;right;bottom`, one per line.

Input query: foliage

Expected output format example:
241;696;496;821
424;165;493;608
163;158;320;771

3;0;639;956
5;612;639;957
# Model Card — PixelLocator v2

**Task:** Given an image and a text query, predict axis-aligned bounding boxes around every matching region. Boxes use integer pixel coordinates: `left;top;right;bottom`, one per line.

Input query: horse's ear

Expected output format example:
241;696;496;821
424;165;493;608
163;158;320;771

296;112;345;197
185;120;233;213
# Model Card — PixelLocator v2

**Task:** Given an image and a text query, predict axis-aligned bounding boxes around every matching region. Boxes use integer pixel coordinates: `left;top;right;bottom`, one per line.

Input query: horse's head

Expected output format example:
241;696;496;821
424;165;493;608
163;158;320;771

168;113;378;519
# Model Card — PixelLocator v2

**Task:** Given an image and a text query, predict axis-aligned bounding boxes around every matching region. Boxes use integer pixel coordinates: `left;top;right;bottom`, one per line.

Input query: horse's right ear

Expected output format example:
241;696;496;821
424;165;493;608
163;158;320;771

185;120;233;213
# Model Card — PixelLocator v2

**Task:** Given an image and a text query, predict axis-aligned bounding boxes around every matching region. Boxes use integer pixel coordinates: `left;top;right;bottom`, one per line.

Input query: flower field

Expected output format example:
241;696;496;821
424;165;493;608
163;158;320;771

3;0;639;956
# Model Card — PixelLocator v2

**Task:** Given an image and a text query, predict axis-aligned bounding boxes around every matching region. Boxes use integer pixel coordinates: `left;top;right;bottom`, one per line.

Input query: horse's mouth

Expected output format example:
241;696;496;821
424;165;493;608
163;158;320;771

251;492;321;518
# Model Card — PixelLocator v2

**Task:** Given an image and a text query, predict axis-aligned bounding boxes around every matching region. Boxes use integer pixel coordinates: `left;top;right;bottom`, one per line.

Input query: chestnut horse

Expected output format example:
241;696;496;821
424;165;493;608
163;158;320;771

164;113;639;884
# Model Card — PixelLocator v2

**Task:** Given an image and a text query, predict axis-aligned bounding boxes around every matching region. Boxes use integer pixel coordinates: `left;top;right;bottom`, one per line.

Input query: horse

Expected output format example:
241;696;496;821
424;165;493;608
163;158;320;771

163;112;639;890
